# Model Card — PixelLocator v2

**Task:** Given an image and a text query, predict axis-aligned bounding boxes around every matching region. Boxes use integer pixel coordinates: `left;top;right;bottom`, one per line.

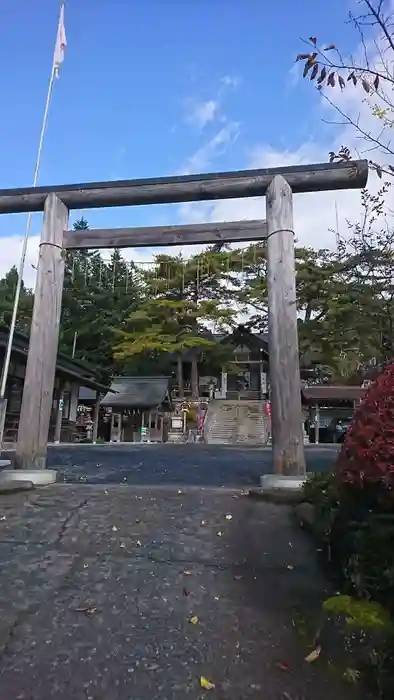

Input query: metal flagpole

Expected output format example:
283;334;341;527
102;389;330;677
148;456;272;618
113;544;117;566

335;200;340;250
0;3;67;446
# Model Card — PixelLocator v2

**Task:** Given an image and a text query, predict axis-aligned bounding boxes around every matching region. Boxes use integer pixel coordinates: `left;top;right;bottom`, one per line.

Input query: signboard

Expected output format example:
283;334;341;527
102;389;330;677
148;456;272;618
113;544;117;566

171;416;183;430
140;426;147;435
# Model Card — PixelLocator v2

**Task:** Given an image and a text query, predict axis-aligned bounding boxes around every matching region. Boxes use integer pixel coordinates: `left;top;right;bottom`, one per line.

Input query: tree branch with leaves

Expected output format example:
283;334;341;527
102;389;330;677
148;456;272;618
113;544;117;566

296;0;394;177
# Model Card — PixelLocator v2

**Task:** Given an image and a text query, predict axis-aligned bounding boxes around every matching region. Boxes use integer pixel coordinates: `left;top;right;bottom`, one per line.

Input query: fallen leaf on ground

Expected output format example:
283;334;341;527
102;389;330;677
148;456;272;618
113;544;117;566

305;646;321;663
189;615;199;625
343;667;360;683
75;606;97;617
111;525;118;532
275;661;290;671
225;514;232;520
182;587;189;596
200;676;215;689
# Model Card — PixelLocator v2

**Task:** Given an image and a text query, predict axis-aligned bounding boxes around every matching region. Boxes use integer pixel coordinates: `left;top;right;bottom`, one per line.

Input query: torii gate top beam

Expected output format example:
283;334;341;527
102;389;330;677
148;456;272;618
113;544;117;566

0;160;368;214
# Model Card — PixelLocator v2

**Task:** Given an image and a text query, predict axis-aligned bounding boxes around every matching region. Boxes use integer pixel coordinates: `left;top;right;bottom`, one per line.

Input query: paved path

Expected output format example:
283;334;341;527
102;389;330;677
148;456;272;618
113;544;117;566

0;445;363;700
45;443;339;486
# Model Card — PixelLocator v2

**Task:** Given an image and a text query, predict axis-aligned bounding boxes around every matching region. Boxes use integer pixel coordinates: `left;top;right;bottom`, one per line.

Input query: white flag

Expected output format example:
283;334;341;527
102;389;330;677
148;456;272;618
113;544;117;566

53;4;67;78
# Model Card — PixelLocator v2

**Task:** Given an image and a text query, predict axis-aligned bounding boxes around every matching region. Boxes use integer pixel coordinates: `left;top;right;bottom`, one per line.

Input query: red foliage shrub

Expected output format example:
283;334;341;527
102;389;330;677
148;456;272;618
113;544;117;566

336;362;394;491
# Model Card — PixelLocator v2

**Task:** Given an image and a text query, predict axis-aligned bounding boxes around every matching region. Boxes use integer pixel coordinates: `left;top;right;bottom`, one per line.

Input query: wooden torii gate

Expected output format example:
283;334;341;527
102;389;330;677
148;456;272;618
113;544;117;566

0;160;368;473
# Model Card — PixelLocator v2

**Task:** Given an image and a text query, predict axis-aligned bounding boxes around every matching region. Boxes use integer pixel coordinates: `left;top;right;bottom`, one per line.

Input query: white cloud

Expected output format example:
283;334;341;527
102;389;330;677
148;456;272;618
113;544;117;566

178;140;369;251
4;16;394;290
0;234;40;289
184;98;219;130
184;74;240;131
178;20;394;250
179;121;240;175
220;75;241;89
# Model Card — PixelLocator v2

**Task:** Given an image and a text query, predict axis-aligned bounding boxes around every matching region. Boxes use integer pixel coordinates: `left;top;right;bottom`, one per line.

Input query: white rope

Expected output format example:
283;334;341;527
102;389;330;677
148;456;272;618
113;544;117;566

0;5;64;400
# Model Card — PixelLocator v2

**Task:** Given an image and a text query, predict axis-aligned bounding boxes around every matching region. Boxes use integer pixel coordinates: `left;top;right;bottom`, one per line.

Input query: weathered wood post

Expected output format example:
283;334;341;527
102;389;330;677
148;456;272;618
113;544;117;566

314;404;320;445
15;194;69;469
92;391;101;443
0;398;7;448
54;382;65;445
266;175;305;475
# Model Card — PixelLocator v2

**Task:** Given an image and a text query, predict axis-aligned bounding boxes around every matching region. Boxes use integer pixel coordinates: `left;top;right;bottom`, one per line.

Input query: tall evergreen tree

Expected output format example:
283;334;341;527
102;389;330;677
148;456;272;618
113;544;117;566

0;266;33;333
60;218;142;381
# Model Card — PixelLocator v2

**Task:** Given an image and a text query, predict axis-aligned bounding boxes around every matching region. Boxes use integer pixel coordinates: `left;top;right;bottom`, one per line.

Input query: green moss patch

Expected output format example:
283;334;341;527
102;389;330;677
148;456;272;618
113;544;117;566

323;595;393;633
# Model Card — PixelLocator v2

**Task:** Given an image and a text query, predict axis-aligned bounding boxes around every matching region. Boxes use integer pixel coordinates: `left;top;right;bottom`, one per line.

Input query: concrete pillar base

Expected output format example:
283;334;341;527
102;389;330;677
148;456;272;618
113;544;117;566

0;469;57;486
260;474;306;491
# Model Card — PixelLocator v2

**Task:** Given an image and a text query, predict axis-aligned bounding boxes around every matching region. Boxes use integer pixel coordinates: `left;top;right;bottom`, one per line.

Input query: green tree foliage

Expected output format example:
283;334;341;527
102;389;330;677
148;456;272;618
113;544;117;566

114;296;234;397
132;248;239;394
142;248;238;307
59;217;143;382
2;195;394;388
0;266;33;332
227;188;394;383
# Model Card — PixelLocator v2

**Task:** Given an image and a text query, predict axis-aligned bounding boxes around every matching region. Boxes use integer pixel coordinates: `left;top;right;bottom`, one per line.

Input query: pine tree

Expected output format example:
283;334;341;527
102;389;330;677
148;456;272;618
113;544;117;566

137;250;237;394
0;266;33;332
114;298;233;398
60;219;142;381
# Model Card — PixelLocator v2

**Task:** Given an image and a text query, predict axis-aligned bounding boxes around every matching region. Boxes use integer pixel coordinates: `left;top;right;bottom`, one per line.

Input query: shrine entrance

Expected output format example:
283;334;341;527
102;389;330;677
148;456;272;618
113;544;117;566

0;159;368;474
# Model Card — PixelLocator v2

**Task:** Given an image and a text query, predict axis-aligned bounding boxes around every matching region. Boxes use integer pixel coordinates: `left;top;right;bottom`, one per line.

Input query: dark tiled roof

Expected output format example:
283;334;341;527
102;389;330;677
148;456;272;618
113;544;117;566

302;386;367;402
100;376;171;409
0;325;111;393
180;327;269;362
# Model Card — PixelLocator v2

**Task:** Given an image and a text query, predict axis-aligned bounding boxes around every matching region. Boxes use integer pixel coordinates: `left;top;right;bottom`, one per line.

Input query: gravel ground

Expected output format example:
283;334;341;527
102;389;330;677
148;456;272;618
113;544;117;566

45;443;339;487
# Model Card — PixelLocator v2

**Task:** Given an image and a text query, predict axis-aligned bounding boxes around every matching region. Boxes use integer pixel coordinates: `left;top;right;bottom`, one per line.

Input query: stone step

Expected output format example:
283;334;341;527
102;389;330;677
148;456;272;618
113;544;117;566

205;399;269;445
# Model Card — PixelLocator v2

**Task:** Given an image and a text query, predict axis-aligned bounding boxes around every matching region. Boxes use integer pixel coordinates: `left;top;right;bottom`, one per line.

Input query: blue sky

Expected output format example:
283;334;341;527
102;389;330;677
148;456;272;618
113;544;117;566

0;0;363;268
